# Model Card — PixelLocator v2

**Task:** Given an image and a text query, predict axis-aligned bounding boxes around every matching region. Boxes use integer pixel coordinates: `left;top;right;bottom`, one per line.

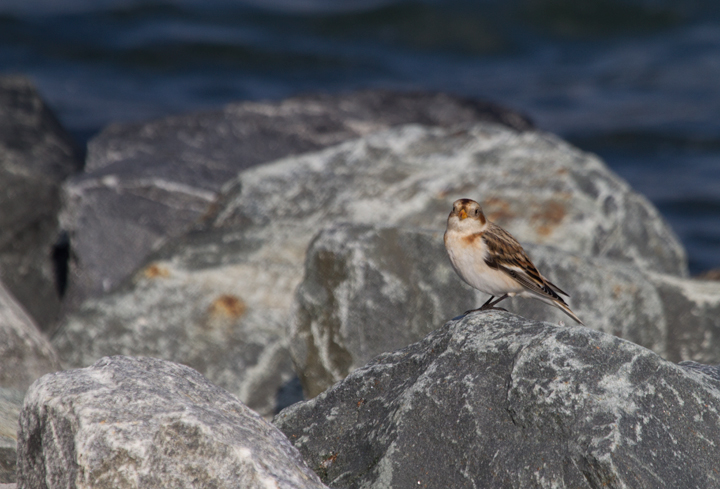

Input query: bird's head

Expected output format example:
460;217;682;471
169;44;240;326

447;198;487;230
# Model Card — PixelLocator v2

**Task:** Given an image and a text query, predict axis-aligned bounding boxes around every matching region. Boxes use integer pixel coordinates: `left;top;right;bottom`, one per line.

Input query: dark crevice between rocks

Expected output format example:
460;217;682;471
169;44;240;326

275;375;305;414
51;230;70;300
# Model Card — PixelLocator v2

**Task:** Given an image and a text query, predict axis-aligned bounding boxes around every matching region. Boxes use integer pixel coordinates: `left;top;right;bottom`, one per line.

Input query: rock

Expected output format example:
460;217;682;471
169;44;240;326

292;224;720;397
207;123;685;276
697;268;720;281
0;388;23;484
16;356;328;489
60;90;533;311
54;122;687;417
291;224;668;397
0;277;59;483
292;225;474;398
650;272;720;364
0;75;82;330
52;236;298;418
274;312;720;488
679;361;720;381
0;280;60;392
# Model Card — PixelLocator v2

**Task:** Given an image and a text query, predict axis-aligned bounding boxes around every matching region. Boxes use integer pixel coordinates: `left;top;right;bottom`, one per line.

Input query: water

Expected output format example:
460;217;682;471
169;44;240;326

1;0;719;274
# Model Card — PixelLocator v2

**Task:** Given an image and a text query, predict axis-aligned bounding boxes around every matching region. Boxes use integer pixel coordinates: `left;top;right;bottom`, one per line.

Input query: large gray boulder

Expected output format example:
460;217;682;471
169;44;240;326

60;91;532;311
291;225;661;397
52;237;298;418
293;225;474;398
53;122;687;417
0;388;23;483
292;224;720;397
17;356;328;489
274;312;720;488
0;76;82;331
206;123;685;275
651;272;720;363
0;280;60;392
0;277;61;483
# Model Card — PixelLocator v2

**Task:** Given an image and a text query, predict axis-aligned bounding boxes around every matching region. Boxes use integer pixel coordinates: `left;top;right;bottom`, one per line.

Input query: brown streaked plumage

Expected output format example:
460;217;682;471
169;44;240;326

444;198;583;325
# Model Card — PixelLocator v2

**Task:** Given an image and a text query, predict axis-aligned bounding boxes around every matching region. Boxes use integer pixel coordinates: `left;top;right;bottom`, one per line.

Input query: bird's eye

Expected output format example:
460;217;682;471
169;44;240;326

474;208;480;215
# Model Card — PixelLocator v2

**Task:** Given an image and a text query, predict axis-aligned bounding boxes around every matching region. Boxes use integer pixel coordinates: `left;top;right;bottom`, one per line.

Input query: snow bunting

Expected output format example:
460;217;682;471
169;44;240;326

444;198;583;325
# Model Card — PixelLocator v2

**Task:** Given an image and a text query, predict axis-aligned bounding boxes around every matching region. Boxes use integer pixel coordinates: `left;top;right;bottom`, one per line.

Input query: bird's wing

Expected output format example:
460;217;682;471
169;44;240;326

483;223;567;303
542;277;569;297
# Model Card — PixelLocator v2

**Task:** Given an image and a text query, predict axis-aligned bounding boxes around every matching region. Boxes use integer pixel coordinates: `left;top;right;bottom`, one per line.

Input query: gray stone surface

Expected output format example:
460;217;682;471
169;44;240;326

60;90;533;311
697;269;720;281
17;356;328;489
650;272;720;364
0;279;58;481
208;123;685;276
679;361;720;381
292;224;720;397
291;225;668;397
0;280;60;392
0;75;82;330
292;225;474;398
275;312;720;488
0;388;23;484
52;240;297;418
53;122;688;417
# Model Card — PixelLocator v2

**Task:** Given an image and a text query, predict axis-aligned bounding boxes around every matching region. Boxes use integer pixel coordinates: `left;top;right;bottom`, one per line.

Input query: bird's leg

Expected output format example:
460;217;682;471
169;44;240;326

463;295;493;315
464;294;509;315
484;294;509;310
480;295;495;309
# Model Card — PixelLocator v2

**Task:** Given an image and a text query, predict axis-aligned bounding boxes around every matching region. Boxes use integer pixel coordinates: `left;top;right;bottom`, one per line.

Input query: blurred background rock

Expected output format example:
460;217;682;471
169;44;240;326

0;0;718;276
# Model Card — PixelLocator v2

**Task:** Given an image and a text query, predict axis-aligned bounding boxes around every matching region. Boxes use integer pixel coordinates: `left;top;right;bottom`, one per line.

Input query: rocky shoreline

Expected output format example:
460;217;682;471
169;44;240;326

1;75;719;487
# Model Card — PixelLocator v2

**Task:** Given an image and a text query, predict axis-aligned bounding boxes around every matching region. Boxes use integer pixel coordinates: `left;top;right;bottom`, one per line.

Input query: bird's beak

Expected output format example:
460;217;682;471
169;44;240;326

459;209;467;220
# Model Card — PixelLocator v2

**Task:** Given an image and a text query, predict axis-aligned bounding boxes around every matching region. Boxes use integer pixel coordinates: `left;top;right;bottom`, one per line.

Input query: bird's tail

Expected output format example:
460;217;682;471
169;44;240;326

532;278;584;325
551;298;584;325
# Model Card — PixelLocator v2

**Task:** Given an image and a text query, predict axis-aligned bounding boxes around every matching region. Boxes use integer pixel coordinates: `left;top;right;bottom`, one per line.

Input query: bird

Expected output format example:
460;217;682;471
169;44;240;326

443;198;583;325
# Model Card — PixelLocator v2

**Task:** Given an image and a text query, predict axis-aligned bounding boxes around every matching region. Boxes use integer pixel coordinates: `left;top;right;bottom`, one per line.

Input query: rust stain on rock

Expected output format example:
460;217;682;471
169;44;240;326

612;284;624;299
612;283;638;299
208;294;247;319
531;201;567;236
320;453;338;469
483;196;516;223
143;263;170;279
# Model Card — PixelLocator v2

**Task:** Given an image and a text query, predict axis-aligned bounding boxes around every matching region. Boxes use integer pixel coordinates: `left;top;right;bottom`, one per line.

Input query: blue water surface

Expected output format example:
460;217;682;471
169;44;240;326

1;0;719;273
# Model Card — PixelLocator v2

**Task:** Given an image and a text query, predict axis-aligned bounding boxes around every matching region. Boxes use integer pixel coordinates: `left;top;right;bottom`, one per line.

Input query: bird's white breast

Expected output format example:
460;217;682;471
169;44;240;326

444;228;523;296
